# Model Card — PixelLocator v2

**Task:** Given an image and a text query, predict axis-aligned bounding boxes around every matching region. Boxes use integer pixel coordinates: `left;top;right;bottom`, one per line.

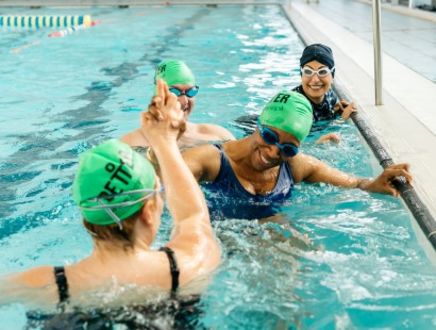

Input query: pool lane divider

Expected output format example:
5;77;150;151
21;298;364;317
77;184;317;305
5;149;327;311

9;19;99;53
48;20;100;38
334;83;436;250
0;15;92;28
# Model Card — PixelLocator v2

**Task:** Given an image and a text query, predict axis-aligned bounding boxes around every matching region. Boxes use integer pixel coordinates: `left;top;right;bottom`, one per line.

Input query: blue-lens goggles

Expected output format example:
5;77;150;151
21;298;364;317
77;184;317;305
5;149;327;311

257;121;299;158
169;85;199;98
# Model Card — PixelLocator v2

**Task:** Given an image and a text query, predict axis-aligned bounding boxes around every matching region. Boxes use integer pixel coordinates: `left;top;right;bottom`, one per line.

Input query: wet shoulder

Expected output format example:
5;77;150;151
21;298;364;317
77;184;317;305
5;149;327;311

182;144;222;182
189;122;234;141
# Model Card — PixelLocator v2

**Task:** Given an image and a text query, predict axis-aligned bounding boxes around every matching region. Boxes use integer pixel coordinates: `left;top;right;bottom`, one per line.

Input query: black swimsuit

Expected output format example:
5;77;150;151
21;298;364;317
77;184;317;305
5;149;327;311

26;247;198;330
54;246;180;304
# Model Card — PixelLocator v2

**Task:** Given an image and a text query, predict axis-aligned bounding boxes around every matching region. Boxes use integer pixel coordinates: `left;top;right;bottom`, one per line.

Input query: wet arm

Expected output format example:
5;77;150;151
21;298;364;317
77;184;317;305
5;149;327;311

291;154;411;196
292;154;363;188
182;145;221;183
0;266;57;306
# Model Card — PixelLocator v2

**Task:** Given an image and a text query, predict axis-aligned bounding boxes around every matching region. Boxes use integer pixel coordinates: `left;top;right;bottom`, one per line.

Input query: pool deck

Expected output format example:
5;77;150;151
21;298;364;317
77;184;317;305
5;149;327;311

284;0;436;247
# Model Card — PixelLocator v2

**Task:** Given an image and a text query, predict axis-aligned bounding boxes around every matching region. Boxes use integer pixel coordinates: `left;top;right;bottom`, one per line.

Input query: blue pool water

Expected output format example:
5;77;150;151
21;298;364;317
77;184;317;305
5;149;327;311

1;4;436;329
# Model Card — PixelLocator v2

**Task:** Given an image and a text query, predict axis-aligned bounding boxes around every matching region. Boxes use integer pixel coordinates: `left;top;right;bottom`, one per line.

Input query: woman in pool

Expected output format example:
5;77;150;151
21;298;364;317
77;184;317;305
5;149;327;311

235;43;356;144
293;43;356;143
182;90;411;220
122;59;235;148
0;81;220;317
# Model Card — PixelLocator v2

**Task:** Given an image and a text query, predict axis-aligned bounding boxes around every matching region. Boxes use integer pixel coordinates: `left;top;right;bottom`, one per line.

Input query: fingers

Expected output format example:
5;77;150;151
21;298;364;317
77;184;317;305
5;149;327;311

341;104;357;120
337;100;357;120
380;164;413;198
386;167;413;186
385;184;400;197
330;133;341;143
150;79;179;122
340;99;349;108
141;111;155;128
388;163;410;171
148;96;163;120
156;79;166;109
385;168;411;180
166;89;179;111
315;133;341;144
154;79;180;114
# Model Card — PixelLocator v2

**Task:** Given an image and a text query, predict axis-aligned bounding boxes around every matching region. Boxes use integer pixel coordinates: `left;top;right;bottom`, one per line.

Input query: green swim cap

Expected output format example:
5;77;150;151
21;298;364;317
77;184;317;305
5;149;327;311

72;139;156;226
154;59;196;87
259;91;313;142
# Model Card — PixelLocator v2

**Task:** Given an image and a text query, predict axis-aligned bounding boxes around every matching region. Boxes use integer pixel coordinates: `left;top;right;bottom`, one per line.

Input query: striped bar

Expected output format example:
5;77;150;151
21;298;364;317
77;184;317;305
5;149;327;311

0;15;91;28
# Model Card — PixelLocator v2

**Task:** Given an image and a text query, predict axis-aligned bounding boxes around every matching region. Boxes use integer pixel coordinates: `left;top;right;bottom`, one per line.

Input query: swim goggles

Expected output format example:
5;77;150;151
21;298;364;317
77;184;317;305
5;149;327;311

257;121;299;158
301;66;335;78
169;85;199;98
80;188;164;229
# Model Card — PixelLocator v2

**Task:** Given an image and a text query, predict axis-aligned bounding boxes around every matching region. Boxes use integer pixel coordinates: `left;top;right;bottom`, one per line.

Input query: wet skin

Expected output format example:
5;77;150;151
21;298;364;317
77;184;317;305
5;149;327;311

250;126;300;172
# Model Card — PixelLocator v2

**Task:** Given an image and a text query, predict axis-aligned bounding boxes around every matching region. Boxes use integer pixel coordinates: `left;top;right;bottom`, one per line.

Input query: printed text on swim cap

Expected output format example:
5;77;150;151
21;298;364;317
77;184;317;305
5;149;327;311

99;159;131;200
273;93;290;104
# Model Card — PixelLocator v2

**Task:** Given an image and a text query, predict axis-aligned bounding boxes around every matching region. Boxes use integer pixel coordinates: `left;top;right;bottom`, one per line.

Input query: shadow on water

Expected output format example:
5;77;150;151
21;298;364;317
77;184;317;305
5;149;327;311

0;7;213;238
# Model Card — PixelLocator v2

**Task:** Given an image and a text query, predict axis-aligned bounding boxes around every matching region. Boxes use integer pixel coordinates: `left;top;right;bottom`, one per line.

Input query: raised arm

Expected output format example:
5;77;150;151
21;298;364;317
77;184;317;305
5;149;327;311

291;154;412;197
140;80;220;269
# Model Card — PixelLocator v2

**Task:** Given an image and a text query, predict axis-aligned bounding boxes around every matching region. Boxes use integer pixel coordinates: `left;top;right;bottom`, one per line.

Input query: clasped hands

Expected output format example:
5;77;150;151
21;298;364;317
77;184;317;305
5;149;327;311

140;79;186;144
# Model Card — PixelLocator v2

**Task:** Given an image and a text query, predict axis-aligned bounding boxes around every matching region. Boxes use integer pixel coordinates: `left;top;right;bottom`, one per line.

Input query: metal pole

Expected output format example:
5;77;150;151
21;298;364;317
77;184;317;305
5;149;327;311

409;0;413;9
372;0;383;105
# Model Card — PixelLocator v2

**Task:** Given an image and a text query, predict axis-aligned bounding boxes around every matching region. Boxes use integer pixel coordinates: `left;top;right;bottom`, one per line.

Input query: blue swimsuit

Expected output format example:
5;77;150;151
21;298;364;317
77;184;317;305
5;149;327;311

203;145;294;220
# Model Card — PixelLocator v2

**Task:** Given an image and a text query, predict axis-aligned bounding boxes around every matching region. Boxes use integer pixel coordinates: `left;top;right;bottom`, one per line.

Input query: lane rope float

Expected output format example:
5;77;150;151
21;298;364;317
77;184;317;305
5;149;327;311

0;15;92;28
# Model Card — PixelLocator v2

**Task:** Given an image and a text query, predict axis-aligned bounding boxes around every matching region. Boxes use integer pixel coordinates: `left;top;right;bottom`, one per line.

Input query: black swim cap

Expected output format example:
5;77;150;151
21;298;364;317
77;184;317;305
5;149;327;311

300;43;335;76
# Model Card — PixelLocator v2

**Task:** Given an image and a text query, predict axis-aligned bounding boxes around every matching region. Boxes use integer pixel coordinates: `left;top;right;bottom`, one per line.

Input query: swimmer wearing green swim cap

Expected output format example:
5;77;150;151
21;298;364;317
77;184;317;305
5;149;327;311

2;81;220;309
122;59;235;148
259;91;313;143
181;90;412;220
154;59;196;88
73;139;157;226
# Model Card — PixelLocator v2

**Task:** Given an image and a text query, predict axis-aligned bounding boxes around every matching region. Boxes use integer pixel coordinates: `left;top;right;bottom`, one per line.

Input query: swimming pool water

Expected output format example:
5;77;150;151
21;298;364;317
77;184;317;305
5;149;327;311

1;4;436;329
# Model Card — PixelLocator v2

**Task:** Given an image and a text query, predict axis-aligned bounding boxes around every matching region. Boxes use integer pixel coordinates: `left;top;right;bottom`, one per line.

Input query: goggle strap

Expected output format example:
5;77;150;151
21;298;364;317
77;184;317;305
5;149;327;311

98;199;123;229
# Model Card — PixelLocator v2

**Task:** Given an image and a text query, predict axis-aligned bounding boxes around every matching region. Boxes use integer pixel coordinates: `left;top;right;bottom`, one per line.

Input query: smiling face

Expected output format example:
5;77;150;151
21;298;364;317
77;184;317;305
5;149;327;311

301;60;333;104
251;126;300;171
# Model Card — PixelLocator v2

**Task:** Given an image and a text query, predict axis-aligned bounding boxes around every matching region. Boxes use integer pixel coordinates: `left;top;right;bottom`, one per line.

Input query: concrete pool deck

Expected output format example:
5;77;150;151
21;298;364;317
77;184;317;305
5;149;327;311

284;0;436;245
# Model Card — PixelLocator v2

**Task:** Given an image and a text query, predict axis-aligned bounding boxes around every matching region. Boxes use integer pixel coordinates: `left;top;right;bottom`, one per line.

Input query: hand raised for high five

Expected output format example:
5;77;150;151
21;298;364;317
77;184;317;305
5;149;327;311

140;79;186;144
